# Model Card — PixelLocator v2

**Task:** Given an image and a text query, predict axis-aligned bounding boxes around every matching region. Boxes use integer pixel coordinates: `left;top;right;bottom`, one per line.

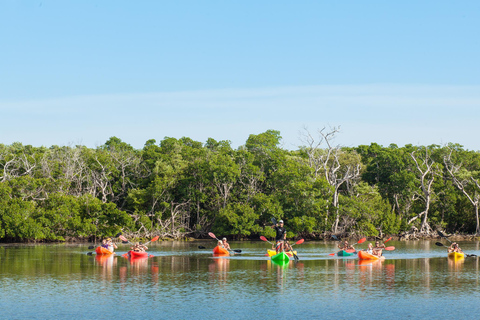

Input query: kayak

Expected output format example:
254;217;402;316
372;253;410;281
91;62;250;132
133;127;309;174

128;250;149;258
271;251;290;263
267;249;297;257
95;246;113;255
213;246;230;255
358;250;385;260
337;250;355;257
448;252;465;260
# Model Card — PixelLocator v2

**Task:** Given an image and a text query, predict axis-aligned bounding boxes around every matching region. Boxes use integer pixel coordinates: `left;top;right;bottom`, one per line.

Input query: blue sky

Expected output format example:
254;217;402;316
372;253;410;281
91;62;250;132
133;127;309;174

1;1;479;150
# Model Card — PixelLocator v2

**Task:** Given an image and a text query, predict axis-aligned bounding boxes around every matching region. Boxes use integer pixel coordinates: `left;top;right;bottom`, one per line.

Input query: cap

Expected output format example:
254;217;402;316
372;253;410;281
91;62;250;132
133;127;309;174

222;238;227;241
279;220;284;223
106;238;111;241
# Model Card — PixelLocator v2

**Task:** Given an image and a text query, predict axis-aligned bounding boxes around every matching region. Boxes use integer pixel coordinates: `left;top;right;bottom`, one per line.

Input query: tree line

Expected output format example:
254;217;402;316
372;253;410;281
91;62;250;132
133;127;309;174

0;128;479;242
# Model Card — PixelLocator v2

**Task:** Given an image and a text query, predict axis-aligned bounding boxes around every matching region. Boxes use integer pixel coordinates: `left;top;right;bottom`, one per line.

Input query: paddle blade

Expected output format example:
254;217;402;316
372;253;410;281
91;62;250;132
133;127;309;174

435;242;446;247
208;232;217;239
233;249;242;253
329;253;335;256
88;246;95;250
357;238;366;244
151;236;160;242
119;235;128;242
384;246;395;251
260;236;268;242
198;246;206;249
271;217;277;225
115;232;122;237
86;252;93;256
384;237;392;243
295;239;305;245
437;230;446;237
331;235;339;241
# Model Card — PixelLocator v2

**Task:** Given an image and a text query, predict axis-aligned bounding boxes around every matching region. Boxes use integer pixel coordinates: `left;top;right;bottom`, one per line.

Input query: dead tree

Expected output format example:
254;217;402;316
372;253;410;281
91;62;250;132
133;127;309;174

300;126;361;233
408;148;438;234
444;150;480;235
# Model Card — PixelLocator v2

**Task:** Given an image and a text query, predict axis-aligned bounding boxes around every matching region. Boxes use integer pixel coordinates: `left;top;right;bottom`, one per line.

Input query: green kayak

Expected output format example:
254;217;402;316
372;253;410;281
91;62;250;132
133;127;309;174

337;250;355;257
271;251;290;263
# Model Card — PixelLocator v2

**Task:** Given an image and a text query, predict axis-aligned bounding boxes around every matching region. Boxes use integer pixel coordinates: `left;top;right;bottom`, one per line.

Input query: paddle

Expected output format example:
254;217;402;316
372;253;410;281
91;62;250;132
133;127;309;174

198;246;206;249
144;235;160;246
260;235;274;245
208;232;242;253
290;239;304;262
119;235;133;244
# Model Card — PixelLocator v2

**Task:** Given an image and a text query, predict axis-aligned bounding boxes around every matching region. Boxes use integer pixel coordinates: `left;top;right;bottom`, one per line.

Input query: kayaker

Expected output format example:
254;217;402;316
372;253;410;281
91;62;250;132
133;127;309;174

101;239;109;249
448;242;464;254
272;220;286;253
365;243;374;255
131;242;147;252
284;240;293;253
338;240;355;251
373;240;384;256
222;238;231;251
106;238;117;253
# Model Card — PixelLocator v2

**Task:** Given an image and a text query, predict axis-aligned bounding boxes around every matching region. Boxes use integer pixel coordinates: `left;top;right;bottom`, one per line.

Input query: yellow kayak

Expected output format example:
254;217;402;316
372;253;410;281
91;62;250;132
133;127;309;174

267;249;297;257
448;252;465;260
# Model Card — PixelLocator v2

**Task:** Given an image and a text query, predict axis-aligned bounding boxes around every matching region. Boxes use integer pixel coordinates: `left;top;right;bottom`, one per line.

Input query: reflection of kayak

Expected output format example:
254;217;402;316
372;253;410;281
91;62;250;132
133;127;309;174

267;249;297;257
358;251;385;260
95;254;114;264
128;250;149;258
213;246;230;255
337;250;355;257
271;259;289;267
95;246;113;255
271;251;290;263
448;252;465;260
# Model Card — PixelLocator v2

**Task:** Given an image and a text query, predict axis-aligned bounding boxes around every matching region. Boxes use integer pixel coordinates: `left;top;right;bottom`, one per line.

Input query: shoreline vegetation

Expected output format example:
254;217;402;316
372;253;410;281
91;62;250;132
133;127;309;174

1;128;480;243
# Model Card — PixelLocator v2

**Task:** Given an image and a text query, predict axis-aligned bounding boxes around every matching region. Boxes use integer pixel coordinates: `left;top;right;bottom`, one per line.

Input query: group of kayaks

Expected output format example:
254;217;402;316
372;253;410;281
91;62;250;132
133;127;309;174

95;246;149;259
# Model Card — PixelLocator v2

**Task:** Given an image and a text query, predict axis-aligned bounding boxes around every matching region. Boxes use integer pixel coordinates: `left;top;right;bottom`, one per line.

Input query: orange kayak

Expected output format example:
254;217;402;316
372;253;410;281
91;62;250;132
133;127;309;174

213;246;230;255
95;246;113;255
358;250;385;260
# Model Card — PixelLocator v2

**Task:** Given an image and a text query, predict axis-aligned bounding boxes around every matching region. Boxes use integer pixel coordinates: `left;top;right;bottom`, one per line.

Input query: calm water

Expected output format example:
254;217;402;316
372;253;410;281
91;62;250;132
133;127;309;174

1;240;480;319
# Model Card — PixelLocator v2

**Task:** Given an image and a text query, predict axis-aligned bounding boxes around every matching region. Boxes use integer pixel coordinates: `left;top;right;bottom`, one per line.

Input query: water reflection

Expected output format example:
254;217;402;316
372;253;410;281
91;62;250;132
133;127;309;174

209;256;230;287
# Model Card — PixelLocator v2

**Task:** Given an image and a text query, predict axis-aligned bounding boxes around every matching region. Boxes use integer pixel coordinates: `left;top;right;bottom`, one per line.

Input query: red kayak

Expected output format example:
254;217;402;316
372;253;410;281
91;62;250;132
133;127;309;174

213;246;230;255
128;250;149;258
95;246;113;255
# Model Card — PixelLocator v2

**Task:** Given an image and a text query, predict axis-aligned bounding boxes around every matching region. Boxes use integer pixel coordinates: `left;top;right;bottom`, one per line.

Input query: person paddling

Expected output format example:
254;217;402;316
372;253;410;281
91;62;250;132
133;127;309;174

338;240;355;252
106;238;117;253
272;220;286;253
373;240;384;257
448;242;464;254
365;243;374;255
101;239;109;249
222;238;231;251
131;242;148;252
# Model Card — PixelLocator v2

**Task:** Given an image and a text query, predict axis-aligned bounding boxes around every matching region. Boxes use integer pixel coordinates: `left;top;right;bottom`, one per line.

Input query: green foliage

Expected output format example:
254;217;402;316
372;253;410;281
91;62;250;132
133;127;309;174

1;134;480;241
213;203;262;237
